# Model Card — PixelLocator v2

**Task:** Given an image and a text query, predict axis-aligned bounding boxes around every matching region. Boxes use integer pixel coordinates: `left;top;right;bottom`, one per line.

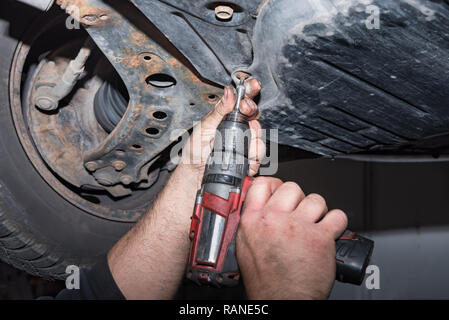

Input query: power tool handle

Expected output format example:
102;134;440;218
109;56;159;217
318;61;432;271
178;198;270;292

232;181;374;286
335;230;375;285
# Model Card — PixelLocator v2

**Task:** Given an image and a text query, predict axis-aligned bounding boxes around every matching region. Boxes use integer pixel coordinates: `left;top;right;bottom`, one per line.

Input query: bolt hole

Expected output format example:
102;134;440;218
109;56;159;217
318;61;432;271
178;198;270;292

143;55;152;61
207;94;219;103
115;149;126;156
145;127;160;136
145;73;176;88
153;111;167;120
131;144;143;150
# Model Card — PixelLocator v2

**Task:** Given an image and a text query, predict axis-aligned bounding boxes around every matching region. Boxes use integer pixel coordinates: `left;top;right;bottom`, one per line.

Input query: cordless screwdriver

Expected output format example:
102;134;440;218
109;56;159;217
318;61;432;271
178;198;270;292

186;78;374;287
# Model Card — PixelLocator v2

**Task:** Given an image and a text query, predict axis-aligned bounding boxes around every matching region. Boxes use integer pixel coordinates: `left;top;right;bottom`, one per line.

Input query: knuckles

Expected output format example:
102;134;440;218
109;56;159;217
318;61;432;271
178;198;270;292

252;176;282;186
330;209;348;226
282;181;304;196
321;209;348;233
304;193;327;210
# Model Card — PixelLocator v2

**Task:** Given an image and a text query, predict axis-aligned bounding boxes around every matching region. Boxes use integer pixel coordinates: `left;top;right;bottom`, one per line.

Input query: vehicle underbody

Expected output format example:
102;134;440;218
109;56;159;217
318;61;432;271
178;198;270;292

0;0;448;280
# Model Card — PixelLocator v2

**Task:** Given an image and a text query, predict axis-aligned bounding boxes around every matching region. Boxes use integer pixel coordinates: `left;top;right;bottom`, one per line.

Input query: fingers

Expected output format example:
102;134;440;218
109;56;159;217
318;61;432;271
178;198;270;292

202;81;259;130
240;98;258;119
248;120;265;176
243;176;347;241
241;78;261;119
243;177;283;214
318;209;348;240
244;78;262;100
294;193;328;223
264;182;306;216
201;86;236;130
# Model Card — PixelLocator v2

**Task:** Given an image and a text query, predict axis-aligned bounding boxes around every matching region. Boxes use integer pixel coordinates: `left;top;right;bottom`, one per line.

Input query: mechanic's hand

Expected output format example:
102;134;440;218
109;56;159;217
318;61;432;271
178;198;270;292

237;177;348;300
180;79;264;179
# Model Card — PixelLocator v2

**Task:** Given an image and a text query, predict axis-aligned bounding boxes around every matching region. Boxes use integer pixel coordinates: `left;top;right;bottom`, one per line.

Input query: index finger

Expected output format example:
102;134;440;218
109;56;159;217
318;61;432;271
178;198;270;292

243;176;283;213
244;78;262;100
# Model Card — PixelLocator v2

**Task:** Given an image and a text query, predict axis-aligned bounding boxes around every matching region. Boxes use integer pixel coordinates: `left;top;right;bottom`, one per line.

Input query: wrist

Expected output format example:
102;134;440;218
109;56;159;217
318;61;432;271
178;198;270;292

175;162;205;189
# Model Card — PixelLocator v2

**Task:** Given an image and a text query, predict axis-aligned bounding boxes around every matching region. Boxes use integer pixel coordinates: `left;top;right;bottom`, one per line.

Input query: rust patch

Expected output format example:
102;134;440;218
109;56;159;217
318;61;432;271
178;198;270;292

56;0;110;27
120;49;142;69
129;31;149;47
166;57;182;69
141;55;165;74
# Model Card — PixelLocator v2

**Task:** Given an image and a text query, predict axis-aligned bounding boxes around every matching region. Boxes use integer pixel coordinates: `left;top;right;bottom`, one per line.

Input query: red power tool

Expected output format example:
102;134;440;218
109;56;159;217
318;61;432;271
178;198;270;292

186;79;374;287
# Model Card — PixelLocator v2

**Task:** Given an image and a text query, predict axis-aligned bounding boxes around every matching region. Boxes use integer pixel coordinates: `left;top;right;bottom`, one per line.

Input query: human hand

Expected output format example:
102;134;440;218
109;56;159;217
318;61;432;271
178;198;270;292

180;79;265;182
236;177;348;300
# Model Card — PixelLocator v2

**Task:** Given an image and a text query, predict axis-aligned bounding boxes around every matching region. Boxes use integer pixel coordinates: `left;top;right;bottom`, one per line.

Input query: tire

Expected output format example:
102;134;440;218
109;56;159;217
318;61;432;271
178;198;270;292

0;3;137;280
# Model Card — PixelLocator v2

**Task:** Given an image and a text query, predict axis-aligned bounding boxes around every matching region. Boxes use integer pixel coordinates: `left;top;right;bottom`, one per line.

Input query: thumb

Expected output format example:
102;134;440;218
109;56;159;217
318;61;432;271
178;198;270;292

201;86;235;130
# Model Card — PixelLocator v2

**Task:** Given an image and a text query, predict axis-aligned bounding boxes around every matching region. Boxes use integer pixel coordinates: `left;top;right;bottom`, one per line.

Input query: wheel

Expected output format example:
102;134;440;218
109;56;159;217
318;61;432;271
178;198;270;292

0;3;170;279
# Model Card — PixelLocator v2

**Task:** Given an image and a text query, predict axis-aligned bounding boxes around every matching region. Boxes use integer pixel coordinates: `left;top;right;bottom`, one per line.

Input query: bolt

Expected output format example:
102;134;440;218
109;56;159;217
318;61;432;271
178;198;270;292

82;14;98;23
235;71;250;80
85;161;98;172
120;175;133;185
112;160;127;171
215;5;233;20
35;96;58;111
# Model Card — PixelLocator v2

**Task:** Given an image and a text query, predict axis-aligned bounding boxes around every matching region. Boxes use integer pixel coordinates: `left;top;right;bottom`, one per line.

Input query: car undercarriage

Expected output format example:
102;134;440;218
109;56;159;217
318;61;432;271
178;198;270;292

1;0;449;282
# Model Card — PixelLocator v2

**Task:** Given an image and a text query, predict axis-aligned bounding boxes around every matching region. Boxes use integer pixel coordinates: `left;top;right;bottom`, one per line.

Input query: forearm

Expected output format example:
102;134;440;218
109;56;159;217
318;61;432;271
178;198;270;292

108;164;201;299
106;81;261;299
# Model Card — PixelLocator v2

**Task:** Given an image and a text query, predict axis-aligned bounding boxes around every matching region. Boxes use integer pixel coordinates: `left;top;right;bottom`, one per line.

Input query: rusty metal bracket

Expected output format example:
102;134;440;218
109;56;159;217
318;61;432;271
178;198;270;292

57;0;222;187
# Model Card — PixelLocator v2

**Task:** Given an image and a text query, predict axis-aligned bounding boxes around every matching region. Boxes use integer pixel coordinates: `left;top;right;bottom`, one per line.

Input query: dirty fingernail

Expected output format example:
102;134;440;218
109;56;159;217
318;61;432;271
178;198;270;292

223;86;230;102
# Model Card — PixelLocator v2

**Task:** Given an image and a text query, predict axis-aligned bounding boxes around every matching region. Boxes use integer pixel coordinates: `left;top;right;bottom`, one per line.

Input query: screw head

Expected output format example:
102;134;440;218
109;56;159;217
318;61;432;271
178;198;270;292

112;160;127;171
120;175;132;185
35;97;57;111
215;5;233;20
235;71;250;80
85;161;98;172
